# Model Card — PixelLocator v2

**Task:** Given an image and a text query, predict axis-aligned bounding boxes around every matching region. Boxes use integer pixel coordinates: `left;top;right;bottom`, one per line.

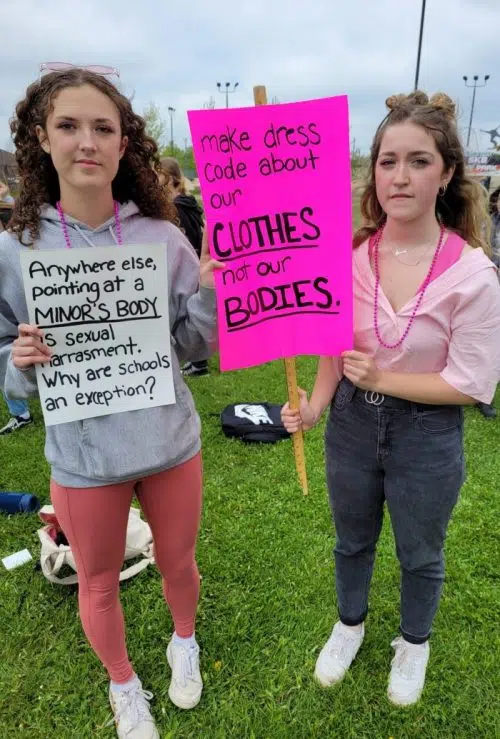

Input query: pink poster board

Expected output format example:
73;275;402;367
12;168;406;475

188;96;353;371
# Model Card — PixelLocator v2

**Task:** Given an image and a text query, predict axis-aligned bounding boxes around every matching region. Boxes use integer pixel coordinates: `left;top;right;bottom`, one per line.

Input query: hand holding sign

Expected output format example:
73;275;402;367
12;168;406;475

281;387;317;432
199;228;226;289
12;324;52;369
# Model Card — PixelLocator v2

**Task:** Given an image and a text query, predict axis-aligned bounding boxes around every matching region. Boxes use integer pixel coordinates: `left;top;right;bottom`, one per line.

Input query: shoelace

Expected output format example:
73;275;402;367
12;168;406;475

175;645;198;687
328;631;359;663
107;686;154;732
392;643;421;680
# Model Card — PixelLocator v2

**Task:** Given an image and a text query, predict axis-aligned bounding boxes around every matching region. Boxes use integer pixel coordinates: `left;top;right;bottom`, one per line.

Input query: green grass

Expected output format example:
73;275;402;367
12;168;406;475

0;357;499;738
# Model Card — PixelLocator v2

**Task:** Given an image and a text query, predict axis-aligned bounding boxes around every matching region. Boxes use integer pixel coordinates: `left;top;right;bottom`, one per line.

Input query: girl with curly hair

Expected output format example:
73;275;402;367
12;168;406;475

282;92;500;706
0;66;223;738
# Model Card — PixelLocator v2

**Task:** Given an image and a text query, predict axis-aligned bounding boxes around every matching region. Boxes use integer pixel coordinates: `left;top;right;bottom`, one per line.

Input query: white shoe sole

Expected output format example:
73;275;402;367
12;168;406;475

387;687;423;707
166;644;202;710
314;667;346;688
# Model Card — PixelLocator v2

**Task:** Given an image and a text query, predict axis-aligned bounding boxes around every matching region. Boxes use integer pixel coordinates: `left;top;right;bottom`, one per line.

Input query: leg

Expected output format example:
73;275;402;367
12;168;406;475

137;453;203;637
325;396;385;625
3;392;29;418
137;455;203;710
384;410;464;643
50;479;135;682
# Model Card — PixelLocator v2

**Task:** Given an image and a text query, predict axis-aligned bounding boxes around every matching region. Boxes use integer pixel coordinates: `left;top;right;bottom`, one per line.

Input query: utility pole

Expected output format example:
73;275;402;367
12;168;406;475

168;106;175;155
414;0;427;89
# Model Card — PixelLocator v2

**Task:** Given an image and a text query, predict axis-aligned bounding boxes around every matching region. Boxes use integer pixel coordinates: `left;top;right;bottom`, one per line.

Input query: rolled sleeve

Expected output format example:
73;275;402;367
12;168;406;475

441;273;500;403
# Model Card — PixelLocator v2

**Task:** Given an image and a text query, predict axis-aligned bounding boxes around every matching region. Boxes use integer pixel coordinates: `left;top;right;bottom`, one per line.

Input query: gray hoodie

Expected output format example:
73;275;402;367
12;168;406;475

0;202;216;487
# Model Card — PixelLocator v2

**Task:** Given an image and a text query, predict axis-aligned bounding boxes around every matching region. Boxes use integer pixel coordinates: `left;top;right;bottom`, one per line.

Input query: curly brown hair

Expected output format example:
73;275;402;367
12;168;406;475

8;68;178;245
354;90;491;254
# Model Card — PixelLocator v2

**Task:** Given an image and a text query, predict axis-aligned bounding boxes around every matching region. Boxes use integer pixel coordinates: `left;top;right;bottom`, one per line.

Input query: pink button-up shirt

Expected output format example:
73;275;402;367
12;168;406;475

349;240;500;404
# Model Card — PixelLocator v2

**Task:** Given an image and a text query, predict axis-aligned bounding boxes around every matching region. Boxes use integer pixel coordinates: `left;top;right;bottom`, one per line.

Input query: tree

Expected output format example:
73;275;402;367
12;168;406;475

350;137;368;180
143;102;167;147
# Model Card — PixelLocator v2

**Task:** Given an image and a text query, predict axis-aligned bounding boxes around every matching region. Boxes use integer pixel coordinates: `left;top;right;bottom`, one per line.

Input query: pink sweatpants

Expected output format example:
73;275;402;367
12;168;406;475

50;453;202;683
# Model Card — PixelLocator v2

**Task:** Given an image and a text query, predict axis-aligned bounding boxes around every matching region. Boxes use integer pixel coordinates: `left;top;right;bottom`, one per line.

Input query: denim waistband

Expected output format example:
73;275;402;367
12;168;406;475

338;377;461;414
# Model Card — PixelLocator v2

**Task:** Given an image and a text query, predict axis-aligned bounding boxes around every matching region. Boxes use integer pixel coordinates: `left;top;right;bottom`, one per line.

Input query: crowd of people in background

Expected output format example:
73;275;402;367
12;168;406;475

159;157;208;376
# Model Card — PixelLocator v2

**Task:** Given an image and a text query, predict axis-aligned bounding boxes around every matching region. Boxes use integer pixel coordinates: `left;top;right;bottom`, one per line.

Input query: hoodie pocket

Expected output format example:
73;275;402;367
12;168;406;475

72;369;198;481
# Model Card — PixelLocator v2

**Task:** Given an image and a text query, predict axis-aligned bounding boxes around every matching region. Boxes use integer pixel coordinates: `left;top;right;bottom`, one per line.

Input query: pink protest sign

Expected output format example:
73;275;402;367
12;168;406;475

188;96;353;371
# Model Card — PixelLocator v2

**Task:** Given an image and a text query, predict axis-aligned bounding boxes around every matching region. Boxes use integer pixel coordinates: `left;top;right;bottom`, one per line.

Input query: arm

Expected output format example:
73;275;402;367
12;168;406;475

282;356;341;433
0;247;41;399
343;268;500;406
309;356;343;423
167;225;222;364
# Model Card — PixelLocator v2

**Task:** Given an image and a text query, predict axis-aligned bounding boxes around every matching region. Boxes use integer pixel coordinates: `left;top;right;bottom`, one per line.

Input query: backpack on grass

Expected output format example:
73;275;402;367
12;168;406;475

221;403;290;444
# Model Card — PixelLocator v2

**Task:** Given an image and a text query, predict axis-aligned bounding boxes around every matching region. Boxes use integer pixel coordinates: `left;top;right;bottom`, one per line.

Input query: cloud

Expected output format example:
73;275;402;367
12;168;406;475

0;0;498;153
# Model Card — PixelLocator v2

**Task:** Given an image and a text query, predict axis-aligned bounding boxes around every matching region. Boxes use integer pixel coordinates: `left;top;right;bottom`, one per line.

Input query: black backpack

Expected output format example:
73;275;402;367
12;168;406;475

221;403;291;443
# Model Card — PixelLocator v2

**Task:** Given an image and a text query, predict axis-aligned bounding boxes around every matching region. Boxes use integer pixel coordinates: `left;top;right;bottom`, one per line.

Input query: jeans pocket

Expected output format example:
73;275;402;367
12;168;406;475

333;379;356;412
417;407;462;434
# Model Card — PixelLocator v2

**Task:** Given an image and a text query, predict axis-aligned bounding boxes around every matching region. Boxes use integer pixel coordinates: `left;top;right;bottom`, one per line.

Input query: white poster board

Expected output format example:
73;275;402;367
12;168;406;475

20;244;175;426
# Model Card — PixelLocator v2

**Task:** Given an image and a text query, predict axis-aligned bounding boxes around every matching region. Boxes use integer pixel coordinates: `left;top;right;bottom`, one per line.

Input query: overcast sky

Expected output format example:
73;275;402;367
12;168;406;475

1;0;499;155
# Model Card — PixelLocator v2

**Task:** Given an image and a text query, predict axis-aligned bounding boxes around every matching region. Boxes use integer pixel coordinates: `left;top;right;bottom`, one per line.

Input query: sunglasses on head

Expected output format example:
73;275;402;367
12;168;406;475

39;62;120;79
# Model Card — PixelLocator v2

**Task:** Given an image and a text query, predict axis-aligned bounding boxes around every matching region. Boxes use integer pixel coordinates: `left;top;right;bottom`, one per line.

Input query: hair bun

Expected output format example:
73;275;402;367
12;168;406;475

386;91;430;111
385;94;407;111
429;92;456;121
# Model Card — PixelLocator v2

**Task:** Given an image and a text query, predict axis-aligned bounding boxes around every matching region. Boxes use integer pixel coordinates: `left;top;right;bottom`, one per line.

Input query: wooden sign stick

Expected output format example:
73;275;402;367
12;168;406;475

253;85;309;496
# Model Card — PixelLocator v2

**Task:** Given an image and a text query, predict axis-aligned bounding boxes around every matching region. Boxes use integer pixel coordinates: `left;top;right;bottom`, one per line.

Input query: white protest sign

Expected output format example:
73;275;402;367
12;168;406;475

20;244;175;426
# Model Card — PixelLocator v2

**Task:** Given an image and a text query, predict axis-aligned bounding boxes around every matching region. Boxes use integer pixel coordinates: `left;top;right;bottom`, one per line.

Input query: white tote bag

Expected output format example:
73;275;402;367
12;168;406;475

38;505;154;585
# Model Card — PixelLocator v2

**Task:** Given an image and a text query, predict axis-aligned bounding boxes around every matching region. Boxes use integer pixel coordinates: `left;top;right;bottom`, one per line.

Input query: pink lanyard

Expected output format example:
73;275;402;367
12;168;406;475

56;200;123;248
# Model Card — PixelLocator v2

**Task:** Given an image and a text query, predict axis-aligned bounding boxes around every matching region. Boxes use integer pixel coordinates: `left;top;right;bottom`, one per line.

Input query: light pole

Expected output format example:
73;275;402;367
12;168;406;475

167;106;175;155
463;75;490;149
414;0;426;90
216;81;239;108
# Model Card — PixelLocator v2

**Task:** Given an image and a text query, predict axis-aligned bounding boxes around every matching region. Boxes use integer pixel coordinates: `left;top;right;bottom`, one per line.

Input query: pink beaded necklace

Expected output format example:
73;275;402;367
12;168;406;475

56;200;123;248
373;225;445;350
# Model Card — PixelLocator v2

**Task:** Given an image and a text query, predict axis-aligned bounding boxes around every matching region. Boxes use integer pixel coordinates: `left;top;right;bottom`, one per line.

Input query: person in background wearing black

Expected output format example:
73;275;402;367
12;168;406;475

160;157;209;377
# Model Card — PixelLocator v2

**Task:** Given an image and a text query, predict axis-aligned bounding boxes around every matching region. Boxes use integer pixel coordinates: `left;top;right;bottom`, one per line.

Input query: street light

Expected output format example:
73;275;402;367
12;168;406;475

463;75;490;149
167;106;175;155
414;0;426;90
216;81;239;108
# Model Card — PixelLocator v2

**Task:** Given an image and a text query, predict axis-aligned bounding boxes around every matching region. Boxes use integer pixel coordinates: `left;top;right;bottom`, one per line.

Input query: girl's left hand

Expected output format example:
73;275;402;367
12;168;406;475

342;350;381;391
199;228;226;289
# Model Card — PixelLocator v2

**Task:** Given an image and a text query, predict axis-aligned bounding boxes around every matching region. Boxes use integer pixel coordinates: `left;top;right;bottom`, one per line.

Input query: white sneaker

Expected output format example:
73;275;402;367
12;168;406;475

388;636;430;706
167;637;203;709
314;621;365;687
108;677;159;738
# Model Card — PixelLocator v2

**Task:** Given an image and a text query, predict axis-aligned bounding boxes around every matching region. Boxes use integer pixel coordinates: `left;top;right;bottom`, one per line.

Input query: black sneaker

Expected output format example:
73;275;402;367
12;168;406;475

0;415;33;435
476;402;497;419
182;363;209;377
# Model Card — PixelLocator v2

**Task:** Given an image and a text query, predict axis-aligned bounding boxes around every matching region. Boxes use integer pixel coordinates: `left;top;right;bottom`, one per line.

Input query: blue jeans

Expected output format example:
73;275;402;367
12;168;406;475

2;392;29;418
325;378;465;643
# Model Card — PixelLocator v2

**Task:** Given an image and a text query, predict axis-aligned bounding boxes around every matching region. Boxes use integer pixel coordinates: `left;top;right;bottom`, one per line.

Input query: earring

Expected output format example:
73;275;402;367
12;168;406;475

439;183;448;196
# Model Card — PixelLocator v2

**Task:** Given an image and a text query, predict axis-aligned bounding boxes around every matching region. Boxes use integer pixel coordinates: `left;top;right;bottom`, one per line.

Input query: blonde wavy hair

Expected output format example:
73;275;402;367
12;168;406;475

354;91;490;253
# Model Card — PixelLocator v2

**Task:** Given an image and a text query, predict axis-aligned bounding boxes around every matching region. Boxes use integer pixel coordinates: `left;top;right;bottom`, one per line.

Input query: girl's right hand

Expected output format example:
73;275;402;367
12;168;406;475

281;387;318;433
12;324;52;369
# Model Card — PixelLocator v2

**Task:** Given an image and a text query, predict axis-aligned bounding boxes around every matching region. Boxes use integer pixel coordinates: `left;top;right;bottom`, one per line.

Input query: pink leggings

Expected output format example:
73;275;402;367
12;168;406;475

50;453;202;683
